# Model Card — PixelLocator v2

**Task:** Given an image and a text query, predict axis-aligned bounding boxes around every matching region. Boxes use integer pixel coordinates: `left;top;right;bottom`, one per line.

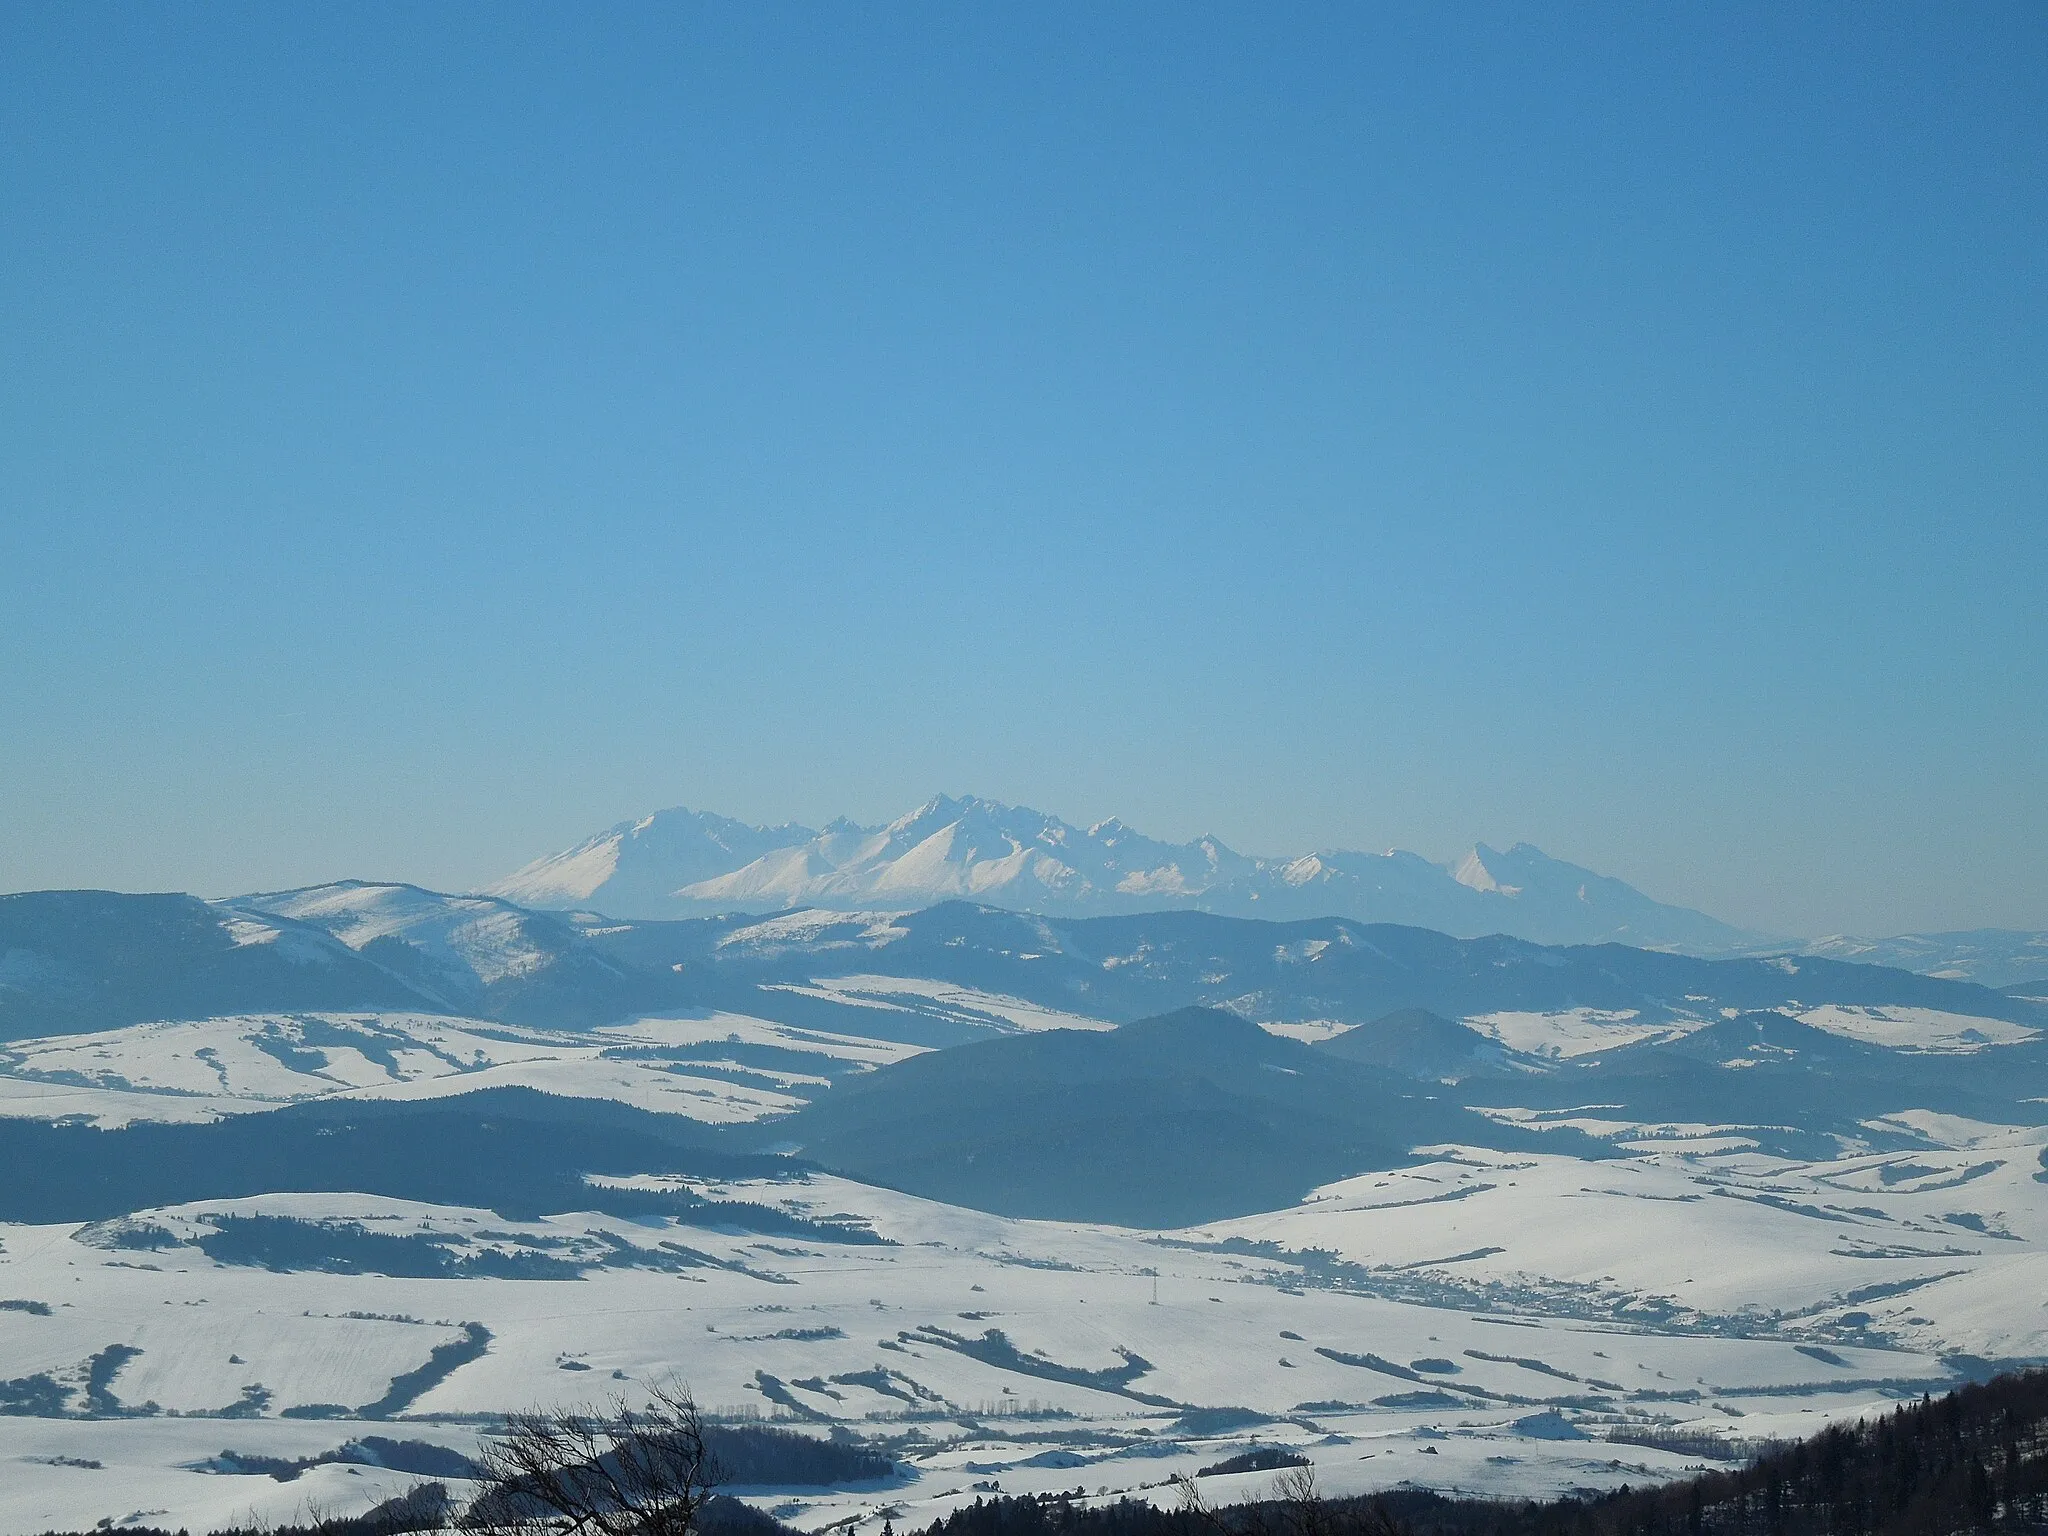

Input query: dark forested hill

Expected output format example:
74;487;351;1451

738;1007;1606;1225
0;1086;806;1225
0;891;440;1040
1315;1008;1527;1079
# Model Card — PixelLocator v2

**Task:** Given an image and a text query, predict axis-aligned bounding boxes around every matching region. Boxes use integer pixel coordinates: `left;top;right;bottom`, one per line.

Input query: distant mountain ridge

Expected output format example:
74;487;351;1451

488;795;1770;953
9;884;2038;1054
1799;929;2048;993
6;887;2046;1217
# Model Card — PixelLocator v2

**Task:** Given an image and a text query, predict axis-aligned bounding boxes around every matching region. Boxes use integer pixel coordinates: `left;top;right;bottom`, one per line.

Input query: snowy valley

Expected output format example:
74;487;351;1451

1;883;2045;1532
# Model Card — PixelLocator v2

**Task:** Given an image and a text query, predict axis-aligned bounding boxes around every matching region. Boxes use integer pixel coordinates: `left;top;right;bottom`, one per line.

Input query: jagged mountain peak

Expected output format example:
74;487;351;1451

487;806;817;911
884;793;1044;841
489;796;1773;954
1453;845;1520;896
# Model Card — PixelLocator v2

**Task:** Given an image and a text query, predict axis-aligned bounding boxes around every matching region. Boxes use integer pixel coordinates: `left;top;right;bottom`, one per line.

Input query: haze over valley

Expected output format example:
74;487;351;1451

5;4;2043;1532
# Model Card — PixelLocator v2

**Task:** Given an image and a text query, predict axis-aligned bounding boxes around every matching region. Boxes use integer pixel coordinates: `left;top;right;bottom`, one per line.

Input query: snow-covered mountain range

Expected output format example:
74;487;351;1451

489;795;1771;953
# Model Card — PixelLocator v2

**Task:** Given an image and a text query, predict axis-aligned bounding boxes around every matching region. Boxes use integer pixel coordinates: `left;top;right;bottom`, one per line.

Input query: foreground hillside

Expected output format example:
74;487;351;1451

4;1085;2045;1531
37;1369;2048;1535
912;1370;2048;1535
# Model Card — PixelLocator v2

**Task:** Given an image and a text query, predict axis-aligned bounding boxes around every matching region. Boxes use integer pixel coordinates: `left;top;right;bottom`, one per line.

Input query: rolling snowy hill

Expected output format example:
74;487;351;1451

489;797;1772;952
0;1009;912;1128
3;1102;2043;1534
6;885;2047;1533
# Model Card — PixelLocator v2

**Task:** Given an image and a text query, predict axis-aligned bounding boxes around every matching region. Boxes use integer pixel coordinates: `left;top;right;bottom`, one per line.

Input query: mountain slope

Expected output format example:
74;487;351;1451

0;1086;798;1224
1451;842;1759;954
1800;928;2048;990
1315;1007;1529;1081
488;795;1770;953
232;882;658;1026
1459;1008;2048;1156
0;891;439;1042
490;808;817;914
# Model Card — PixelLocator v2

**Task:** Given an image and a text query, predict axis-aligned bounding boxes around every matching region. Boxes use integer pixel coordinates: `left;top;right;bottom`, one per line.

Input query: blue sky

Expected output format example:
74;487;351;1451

3;4;2043;937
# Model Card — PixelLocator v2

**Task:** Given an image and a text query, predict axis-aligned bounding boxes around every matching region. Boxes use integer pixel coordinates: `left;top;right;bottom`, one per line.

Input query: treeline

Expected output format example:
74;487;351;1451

51;1488;793;1536
919;1369;2048;1536
1377;1365;2048;1535
702;1422;895;1485
187;1423;888;1490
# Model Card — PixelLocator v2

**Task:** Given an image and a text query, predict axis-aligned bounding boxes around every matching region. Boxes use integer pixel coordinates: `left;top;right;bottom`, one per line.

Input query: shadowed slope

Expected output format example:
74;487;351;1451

1316;1008;1529;1081
743;1007;1598;1227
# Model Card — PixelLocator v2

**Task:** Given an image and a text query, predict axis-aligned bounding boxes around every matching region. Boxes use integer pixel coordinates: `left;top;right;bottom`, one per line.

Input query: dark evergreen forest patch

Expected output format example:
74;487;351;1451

0;1087;881;1244
205;1435;482;1482
701;1422;896;1485
196;1215;584;1279
1195;1446;1310;1477
358;1323;493;1418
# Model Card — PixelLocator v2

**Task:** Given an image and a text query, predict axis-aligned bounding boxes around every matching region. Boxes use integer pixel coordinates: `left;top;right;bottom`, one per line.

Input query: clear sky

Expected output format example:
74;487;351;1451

3;4;2043;938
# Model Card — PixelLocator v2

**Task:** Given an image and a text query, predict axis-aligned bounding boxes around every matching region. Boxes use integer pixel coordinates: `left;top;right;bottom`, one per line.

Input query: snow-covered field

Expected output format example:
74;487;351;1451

764;976;1116;1035
0;1011;924;1127
1793;1004;2040;1052
5;1106;2044;1534
1462;1009;1691;1058
4;999;2047;1533
1461;1003;2046;1058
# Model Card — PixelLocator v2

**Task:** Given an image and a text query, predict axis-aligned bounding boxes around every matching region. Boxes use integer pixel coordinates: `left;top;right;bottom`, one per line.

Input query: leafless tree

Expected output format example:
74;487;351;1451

460;1377;717;1536
1172;1470;1257;1536
1173;1461;1405;1536
1271;1465;1336;1536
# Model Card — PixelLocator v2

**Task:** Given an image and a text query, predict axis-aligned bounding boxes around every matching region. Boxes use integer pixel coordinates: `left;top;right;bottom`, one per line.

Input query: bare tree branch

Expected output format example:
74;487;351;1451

461;1377;716;1536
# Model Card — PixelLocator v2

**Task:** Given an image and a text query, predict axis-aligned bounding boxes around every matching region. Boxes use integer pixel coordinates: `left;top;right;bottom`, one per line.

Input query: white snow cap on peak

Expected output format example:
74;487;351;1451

487;795;1772;953
1453;845;1522;897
